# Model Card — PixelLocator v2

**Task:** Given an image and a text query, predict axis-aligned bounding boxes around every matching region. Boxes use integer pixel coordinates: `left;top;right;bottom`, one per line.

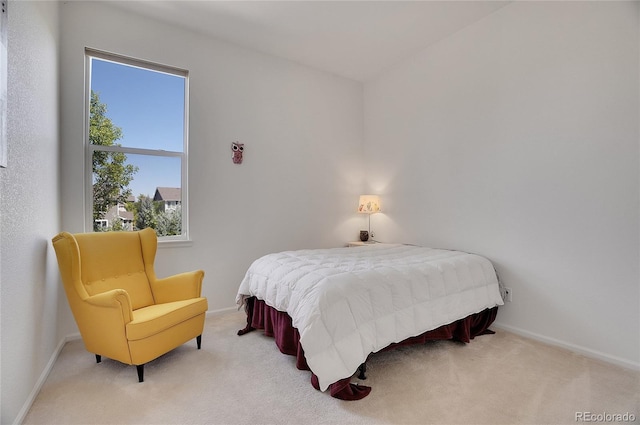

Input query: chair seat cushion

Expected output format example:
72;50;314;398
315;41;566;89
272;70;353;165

126;298;208;341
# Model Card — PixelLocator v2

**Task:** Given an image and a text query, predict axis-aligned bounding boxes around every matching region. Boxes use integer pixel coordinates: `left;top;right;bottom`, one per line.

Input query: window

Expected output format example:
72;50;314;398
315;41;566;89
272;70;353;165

85;49;189;241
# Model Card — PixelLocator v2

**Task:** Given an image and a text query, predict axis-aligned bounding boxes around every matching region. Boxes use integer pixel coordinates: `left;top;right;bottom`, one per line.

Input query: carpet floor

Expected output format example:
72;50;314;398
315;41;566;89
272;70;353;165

23;310;639;425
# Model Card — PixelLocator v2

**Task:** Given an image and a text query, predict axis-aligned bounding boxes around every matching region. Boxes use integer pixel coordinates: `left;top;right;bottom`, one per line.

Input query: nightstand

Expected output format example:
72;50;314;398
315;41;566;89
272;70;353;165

348;241;378;247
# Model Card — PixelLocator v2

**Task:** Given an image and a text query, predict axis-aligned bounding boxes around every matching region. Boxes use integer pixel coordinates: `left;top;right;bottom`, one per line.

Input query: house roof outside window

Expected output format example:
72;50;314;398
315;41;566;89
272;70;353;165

153;187;181;202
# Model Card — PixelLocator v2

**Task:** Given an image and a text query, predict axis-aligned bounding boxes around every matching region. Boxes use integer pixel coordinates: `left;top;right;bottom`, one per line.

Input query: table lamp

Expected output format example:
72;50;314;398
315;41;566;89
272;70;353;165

357;195;381;242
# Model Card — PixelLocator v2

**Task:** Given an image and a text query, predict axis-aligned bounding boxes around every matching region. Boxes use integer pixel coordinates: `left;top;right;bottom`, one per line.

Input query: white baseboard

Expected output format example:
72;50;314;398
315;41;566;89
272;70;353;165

13;335;76;425
206;306;239;316
492;322;640;371
66;332;81;341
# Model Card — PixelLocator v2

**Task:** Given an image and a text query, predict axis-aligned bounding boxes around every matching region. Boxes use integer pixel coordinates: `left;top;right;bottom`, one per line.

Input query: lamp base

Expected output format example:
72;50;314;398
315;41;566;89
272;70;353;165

359;231;369;242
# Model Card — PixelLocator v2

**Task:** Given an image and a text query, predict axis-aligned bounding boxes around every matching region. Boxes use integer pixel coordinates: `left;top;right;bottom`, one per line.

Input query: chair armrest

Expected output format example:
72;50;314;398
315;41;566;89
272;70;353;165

151;270;204;304
83;289;134;324
75;289;134;364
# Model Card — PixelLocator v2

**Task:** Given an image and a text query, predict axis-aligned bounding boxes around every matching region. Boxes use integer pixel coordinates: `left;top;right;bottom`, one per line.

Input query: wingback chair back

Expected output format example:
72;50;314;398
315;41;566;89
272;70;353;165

74;230;156;309
52;228;208;382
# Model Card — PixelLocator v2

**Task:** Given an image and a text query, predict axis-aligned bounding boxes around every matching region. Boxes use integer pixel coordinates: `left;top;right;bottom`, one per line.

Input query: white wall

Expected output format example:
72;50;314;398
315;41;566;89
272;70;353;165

4;2;637;422
59;1;365;319
365;1;639;368
0;1;61;423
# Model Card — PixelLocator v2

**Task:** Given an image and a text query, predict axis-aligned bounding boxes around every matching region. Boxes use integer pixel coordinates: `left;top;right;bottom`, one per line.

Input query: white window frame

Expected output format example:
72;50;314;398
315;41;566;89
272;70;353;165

84;48;190;243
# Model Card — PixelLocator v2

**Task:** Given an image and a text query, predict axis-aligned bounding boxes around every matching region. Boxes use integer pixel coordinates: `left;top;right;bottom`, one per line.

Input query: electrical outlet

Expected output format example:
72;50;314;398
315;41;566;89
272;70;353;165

504;287;512;302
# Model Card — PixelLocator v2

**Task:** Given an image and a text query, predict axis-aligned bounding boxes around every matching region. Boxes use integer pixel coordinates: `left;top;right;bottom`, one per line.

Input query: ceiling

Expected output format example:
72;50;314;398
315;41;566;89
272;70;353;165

109;1;510;82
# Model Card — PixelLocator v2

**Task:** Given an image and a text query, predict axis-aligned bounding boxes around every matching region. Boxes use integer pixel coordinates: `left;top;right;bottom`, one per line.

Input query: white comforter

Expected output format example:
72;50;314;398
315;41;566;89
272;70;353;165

236;243;504;391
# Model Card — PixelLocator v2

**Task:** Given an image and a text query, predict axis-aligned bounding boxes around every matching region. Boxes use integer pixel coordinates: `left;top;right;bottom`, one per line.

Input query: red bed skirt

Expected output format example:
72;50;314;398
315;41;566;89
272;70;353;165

239;297;498;400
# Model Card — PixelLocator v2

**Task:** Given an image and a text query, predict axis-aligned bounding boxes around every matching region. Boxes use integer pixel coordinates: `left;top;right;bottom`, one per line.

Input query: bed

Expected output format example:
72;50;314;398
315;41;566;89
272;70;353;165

236;243;504;400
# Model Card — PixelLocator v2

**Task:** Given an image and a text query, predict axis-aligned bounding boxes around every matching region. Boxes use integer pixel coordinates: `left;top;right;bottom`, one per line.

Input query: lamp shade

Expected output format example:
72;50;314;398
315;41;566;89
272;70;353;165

357;195;381;214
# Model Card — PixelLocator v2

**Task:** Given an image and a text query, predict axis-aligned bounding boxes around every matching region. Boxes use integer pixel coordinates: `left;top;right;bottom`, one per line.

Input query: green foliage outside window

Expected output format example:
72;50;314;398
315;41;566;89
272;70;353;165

90;90;138;232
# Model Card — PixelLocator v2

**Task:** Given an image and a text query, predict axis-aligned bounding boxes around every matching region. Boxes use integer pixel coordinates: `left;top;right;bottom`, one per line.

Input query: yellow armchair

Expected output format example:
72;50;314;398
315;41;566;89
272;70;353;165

51;228;208;382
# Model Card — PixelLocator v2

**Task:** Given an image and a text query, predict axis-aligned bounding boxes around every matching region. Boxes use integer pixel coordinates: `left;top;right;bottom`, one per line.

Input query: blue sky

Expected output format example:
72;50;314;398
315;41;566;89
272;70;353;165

91;58;184;198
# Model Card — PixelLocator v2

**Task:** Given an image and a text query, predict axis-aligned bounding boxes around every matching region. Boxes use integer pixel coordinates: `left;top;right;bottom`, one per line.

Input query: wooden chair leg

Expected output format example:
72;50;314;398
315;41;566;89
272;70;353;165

197;335;202;349
95;354;101;363
136;364;144;383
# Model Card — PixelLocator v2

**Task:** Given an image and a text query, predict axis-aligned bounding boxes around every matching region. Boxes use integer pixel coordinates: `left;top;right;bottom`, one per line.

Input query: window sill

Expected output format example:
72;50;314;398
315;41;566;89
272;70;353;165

158;239;193;248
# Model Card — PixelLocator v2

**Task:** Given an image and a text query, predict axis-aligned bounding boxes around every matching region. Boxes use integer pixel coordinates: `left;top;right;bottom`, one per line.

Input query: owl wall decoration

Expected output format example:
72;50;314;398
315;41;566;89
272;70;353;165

231;142;244;164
